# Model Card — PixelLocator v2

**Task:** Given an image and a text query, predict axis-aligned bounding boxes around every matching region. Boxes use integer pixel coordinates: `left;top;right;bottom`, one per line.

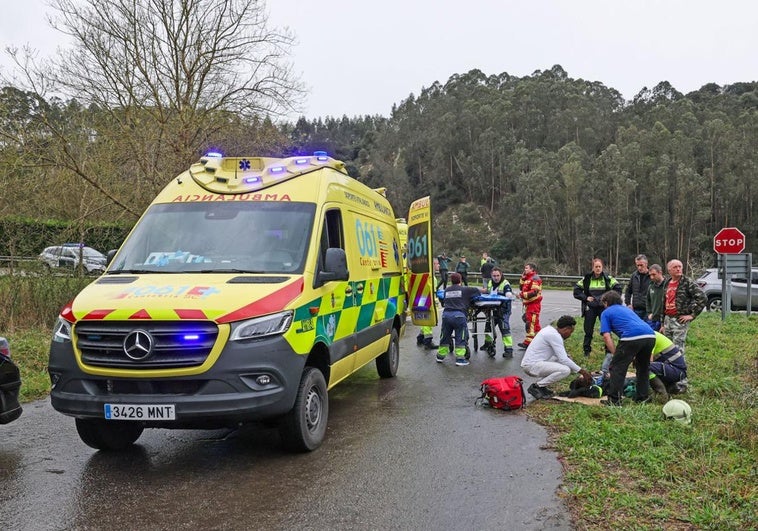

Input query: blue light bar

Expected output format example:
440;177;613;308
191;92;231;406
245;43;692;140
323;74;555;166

313;150;328;161
183;334;200;341
205;151;223;158
244;176;261;184
294;158;308;165
269;166;285;173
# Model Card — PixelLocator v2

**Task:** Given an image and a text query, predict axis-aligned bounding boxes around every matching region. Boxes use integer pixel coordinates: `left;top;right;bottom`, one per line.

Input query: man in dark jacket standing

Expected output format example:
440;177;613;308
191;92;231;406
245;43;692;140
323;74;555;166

646;264;666;331
480;252;496;288
437;253;450;288
625;254;650;319
573;258;622;356
455;256;470;286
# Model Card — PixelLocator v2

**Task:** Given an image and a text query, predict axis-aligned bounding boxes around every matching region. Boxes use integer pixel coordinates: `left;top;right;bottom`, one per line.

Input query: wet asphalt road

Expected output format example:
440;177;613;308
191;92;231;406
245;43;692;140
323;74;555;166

1;291;580;531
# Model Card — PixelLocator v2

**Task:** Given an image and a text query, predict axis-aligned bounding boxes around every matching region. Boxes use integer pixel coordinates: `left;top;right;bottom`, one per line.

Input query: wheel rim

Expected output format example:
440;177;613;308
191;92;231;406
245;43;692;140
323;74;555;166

304;386;323;431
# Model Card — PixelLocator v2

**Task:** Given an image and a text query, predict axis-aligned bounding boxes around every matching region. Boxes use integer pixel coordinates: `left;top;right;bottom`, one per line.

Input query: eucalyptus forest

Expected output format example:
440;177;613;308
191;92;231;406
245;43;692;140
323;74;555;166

285;66;758;273
2;65;756;274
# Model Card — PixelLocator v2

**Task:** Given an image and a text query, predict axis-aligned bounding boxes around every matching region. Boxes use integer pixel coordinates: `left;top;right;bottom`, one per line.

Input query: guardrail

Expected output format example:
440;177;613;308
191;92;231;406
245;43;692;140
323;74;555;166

1;255;630;286
458;272;630;288
0;256;39;267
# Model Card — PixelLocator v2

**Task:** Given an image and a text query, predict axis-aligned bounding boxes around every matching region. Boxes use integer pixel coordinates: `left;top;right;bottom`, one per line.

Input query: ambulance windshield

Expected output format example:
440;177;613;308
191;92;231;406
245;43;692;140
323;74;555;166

108;201;316;274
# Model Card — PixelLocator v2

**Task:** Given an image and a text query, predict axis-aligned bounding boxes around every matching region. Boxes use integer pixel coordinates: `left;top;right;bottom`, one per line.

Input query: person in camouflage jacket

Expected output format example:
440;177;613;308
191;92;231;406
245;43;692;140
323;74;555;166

661;259;707;353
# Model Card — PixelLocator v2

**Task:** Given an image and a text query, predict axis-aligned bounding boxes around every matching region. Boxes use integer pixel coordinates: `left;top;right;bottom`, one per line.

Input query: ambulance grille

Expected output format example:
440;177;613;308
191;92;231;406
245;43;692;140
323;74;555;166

75;321;219;369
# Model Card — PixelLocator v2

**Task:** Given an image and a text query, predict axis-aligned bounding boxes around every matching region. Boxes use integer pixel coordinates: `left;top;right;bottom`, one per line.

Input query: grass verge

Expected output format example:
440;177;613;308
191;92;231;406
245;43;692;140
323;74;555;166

528;312;758;530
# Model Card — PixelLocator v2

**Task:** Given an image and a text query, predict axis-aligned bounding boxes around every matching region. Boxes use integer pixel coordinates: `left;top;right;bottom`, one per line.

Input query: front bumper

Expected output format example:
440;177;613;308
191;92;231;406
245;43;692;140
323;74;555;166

48;335;306;429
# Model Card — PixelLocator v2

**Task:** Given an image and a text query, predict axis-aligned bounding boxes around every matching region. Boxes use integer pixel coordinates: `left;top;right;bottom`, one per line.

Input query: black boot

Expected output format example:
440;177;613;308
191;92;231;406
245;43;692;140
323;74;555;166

423;338;439;350
650;377;669;403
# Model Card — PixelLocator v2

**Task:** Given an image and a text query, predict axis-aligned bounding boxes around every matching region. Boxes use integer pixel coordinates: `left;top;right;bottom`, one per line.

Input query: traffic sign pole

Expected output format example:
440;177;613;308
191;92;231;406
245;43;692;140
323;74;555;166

713;227;749;320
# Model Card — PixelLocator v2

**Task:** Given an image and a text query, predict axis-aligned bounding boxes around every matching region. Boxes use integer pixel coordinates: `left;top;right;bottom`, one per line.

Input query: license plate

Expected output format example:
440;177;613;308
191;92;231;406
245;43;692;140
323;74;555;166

104;404;176;421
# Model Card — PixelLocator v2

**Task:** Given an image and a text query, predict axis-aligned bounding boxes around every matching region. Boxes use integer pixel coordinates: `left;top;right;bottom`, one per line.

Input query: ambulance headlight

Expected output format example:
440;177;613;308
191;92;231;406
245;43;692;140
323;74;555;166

230;311;293;340
52;317;72;343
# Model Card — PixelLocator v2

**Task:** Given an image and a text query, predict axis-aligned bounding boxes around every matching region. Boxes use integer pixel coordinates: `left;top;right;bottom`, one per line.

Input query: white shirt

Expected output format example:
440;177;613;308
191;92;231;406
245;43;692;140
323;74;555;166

520;325;581;373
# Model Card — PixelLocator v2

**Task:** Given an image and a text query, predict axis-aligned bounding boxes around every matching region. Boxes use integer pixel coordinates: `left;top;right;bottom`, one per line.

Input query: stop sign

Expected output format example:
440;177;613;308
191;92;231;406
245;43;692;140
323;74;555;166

713;227;746;254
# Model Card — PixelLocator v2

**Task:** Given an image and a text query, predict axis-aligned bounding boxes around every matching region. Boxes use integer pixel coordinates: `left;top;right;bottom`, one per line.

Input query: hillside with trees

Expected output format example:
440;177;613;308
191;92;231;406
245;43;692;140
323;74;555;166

1;3;756;273
285;66;757;273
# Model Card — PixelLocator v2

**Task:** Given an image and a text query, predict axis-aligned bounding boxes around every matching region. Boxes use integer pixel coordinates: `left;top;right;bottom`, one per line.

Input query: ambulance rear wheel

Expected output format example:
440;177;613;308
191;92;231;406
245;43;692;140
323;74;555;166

75;418;144;451
279;367;328;452
376;328;399;378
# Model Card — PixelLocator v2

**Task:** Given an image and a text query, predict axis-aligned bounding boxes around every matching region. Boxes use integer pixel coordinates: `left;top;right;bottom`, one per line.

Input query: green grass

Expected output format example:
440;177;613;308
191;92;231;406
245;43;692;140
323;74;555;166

3;277;757;528
6;326;52;401
1;273;93;400
530;312;758;530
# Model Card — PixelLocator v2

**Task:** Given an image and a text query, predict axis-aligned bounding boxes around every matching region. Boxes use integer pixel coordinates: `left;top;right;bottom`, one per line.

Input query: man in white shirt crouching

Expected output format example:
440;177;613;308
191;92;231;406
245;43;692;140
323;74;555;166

521;315;591;399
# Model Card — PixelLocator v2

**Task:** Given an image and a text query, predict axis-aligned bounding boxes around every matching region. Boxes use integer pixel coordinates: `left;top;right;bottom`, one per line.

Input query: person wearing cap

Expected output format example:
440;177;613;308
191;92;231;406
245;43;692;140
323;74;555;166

521;315;592;399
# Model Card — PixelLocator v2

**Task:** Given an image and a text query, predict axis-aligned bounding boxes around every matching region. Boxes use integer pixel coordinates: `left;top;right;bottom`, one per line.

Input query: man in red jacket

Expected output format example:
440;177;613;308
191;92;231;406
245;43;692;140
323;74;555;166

517;262;543;348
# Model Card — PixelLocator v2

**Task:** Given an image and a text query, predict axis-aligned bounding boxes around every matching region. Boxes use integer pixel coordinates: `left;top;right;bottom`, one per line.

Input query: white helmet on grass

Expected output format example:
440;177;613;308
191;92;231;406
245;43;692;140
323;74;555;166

662;399;692;425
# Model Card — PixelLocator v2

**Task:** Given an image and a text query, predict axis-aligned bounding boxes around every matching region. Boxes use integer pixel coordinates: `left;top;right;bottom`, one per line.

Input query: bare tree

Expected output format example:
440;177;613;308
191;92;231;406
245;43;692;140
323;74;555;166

3;0;302;218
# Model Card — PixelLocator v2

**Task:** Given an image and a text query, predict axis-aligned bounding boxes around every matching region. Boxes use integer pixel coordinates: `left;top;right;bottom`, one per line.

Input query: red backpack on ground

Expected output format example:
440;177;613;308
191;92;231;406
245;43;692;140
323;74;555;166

477;376;526;410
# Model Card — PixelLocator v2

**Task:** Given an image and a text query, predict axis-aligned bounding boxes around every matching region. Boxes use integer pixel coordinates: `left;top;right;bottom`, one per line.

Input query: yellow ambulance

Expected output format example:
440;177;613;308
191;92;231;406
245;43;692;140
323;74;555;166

48;152;436;452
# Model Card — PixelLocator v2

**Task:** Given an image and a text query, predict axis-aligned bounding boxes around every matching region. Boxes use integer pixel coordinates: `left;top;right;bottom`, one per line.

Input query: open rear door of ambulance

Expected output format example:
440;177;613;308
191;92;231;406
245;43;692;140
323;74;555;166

406;196;438;327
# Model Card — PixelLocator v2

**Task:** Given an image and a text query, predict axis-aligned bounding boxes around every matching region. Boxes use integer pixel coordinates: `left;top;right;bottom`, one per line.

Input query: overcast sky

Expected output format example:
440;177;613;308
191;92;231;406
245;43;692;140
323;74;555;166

2;0;756;119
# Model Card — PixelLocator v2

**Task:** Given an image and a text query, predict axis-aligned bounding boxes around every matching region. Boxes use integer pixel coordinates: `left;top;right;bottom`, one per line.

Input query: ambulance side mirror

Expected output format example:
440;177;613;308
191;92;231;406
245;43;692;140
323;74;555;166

316;248;349;286
106;249;118;266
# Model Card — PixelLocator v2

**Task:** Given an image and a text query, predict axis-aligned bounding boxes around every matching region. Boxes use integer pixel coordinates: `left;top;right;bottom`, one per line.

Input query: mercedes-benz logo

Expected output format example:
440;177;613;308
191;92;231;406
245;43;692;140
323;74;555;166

123;330;154;360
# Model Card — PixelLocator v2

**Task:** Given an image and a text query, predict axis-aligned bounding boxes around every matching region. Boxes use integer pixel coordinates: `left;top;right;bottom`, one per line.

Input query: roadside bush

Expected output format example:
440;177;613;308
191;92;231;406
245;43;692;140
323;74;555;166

0;216;131;257
0;273;93;331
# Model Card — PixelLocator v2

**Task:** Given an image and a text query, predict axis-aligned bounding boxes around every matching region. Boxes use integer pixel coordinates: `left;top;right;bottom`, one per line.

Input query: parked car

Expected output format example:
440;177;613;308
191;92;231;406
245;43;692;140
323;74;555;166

696;267;758;312
38;244;107;274
0;337;22;424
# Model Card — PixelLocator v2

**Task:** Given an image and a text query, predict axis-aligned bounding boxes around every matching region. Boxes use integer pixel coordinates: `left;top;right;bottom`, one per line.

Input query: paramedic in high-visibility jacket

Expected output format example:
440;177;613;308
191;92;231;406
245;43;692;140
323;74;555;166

517;262;543;348
482;267;515;357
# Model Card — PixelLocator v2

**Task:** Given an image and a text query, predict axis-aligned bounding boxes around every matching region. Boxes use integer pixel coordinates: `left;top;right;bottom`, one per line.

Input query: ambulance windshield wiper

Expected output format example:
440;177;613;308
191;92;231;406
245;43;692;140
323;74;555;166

198;268;267;274
107;269;181;274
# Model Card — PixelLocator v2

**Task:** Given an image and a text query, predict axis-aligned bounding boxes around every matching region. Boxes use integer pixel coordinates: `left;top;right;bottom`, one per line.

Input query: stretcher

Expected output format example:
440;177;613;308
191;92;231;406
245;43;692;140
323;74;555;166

468;294;510;356
436;290;510;358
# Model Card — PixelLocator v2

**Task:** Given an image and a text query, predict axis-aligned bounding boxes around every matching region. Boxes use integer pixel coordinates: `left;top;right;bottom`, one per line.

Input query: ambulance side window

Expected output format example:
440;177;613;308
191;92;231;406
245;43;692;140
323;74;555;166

320;209;344;265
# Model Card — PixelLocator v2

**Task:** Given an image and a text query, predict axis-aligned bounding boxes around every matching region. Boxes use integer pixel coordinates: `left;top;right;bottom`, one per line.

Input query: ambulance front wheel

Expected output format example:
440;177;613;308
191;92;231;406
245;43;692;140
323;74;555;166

279;367;328;452
376;328;399;378
75;418;144;451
